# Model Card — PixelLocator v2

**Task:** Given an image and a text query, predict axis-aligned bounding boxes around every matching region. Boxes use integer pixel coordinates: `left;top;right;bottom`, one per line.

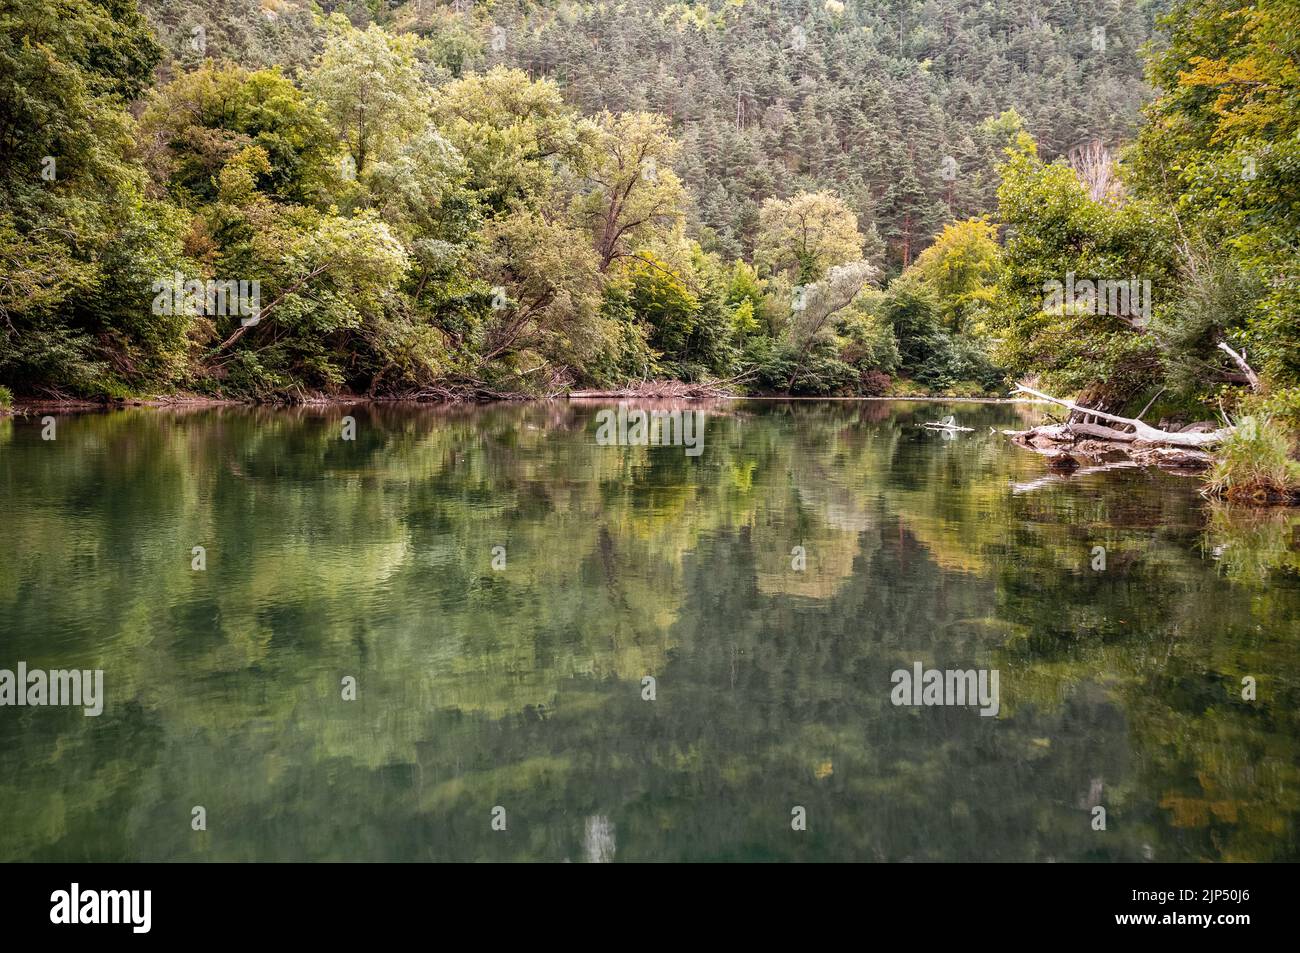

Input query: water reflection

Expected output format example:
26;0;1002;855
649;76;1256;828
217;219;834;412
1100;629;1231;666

0;400;1296;861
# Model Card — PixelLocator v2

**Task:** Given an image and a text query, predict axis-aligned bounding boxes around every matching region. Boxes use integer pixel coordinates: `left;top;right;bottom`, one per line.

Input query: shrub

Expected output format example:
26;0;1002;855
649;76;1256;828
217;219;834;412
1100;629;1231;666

1204;416;1300;504
859;369;892;396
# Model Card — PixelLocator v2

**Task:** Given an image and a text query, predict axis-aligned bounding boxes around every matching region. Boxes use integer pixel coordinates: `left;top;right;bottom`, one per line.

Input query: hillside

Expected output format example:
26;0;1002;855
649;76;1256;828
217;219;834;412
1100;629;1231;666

137;0;1167;267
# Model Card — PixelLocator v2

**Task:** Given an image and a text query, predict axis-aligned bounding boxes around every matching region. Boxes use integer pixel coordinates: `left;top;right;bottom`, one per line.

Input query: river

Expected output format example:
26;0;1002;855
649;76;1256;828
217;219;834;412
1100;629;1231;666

1;400;1296;861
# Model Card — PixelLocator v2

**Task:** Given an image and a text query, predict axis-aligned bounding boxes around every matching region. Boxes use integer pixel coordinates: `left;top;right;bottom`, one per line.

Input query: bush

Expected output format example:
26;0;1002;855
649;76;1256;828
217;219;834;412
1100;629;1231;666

0;384;11;407
837;304;900;374
1204;416;1300;504
859;369;892;396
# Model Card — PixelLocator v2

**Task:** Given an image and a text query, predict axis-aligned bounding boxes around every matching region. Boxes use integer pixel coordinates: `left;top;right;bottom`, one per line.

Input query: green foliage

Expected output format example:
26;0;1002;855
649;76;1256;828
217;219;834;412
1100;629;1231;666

907;218;1001;331
473;0;1161;269
873;217;1003;393
876;275;999;393
0;0;187;396
468;208;603;376
725;260;766;334
625;257;698;377
745;336;857;397
755;190;863;284
1;0;1294;426
306;16;434;178
837;300;901;376
138;0;322;72
574;111;686;272
598;248;742;384
989;136;1175;404
139;62;338;206
1205;416;1300;503
429;67;596;217
1135;0;1300;395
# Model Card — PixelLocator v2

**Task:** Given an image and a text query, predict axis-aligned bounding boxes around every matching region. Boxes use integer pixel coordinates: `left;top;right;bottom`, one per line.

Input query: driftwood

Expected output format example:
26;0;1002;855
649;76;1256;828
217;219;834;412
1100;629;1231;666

922;414;974;432
1217;341;1260;392
1004;384;1234;473
1010;385;1233;447
1129;445;1216;469
1070;421;1136;442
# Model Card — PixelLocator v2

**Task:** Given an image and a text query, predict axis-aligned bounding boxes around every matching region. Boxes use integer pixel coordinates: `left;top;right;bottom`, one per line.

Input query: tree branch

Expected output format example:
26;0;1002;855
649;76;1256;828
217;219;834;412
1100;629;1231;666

1216;341;1260;391
1010;384;1234;447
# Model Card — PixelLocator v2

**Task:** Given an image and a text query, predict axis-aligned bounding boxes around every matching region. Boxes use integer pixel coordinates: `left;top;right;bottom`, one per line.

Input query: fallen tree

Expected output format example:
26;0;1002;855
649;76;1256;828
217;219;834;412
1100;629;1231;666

1003;384;1235;472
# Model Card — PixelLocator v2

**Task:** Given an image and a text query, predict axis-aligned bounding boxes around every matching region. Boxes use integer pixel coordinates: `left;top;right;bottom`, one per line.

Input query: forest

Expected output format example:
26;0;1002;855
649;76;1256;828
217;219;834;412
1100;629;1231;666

0;0;1297;498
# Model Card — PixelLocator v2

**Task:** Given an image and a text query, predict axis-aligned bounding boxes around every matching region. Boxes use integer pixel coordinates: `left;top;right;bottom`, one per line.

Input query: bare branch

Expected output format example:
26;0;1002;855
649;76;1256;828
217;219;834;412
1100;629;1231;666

1216;341;1260;391
1010;384;1234;447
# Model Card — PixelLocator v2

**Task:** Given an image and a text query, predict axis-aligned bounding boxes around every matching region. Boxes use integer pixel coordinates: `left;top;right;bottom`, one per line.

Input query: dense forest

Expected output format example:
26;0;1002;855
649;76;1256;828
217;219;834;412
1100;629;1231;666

1;0;1297;495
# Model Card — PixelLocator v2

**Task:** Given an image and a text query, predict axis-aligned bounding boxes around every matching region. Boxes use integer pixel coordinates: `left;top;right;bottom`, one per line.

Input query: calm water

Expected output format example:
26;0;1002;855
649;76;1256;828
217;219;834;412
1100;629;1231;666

1;400;1297;862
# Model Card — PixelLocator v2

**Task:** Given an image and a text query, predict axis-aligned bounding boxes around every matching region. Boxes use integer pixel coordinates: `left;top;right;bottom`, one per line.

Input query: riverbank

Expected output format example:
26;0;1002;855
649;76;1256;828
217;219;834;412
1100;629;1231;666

2;387;1027;415
1;395;245;416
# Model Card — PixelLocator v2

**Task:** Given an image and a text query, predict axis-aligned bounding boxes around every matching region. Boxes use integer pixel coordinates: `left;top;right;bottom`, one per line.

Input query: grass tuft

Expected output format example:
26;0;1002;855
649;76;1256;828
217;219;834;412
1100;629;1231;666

1203;415;1300;504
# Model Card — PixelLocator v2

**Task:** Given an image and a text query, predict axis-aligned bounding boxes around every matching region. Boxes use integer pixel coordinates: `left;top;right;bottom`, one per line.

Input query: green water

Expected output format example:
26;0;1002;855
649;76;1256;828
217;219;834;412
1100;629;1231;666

1;400;1297;862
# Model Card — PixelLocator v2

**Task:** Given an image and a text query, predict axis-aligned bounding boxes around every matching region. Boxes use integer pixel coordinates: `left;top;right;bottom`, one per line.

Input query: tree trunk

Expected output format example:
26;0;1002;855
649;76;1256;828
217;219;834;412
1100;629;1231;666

1011;385;1233;447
